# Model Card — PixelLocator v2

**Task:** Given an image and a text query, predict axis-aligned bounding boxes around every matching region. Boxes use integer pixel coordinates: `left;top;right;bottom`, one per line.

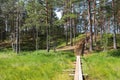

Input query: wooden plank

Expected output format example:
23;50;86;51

74;56;83;80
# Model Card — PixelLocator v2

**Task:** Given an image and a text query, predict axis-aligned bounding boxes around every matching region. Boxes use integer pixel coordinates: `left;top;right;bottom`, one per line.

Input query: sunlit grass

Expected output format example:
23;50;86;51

0;50;75;80
82;50;120;80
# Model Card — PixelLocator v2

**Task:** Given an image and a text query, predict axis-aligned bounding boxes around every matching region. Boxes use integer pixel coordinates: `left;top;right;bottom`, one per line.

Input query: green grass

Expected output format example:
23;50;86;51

0;50;75;80
82;50;120;80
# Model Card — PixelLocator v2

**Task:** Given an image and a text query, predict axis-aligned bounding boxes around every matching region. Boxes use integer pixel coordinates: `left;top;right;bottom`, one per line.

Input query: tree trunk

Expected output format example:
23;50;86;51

85;21;88;50
70;18;73;46
100;25;103;46
16;13;19;54
73;18;76;45
11;13;16;52
88;0;93;51
5;16;8;32
46;26;50;52
65;21;68;46
46;0;50;52
108;18;110;33
18;14;21;52
36;27;39;50
116;22;119;34
69;1;73;46
93;0;96;44
112;0;117;49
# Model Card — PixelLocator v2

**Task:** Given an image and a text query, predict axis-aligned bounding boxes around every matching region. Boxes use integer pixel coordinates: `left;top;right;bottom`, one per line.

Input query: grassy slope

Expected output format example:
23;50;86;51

0;50;75;80
57;34;85;48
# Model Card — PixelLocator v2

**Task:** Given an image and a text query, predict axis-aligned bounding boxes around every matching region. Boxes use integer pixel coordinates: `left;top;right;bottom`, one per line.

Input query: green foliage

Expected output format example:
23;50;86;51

0;50;75;80
116;34;120;47
102;33;113;50
107;49;120;57
102;34;120;48
62;13;77;21
23;0;46;28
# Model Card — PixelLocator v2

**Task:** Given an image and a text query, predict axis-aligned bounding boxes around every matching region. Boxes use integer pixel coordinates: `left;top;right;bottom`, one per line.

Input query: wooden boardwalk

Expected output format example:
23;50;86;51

56;34;90;80
74;56;83;80
56;46;84;80
57;47;84;80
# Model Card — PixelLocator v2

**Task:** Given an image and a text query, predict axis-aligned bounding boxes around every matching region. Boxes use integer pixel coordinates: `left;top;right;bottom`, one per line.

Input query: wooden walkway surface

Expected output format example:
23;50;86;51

74;56;83;80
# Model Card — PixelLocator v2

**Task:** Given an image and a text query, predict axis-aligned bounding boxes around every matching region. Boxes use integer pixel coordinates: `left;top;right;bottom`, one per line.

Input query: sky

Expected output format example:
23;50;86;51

55;11;62;20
